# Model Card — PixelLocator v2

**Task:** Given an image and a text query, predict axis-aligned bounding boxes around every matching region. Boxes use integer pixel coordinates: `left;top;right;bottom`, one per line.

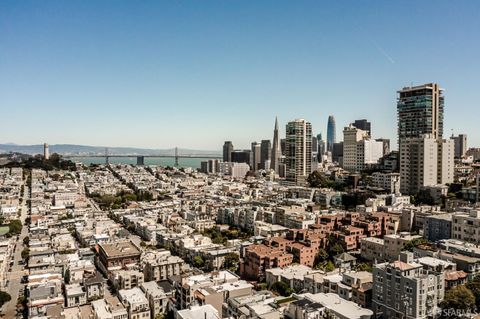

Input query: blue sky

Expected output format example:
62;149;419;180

1;1;479;150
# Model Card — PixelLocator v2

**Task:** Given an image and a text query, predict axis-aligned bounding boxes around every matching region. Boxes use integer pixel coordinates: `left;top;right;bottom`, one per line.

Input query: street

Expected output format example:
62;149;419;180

1;179;30;318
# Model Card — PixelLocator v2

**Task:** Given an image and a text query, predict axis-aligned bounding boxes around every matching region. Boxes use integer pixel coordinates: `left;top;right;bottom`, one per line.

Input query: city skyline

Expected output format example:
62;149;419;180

1;1;480;149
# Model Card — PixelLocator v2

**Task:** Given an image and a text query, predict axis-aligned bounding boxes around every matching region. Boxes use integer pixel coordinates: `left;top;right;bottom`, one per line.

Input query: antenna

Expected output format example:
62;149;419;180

105;147;109;165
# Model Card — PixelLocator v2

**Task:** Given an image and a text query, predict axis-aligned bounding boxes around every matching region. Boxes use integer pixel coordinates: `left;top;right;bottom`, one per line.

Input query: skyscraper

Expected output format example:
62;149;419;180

399;135;454;195
285;119;312;185
260;140;271;169
451;134;467;158
317;133;325;157
250;142;261;171
327;115;336;152
270;117;281;174
398;83;452;195
223;141;234;162
352;119;371;136
397;83;444;142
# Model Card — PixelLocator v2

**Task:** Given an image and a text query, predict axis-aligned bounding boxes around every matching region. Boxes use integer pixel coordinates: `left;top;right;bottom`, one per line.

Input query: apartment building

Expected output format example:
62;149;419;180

452;210;480;244
372;252;444;319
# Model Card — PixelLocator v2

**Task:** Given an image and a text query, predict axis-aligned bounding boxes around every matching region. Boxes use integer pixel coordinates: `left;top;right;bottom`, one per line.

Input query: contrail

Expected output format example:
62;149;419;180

370;39;395;64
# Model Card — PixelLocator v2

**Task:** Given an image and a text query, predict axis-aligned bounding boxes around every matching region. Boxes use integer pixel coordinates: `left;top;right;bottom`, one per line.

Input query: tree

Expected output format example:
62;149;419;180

23;236;29;246
192;256;204;268
64;268;71;284
402;238;428;252
466;275;480;309
0;291;11;307
21;247;29;260
440;285;475;312
224;253;239;272
8;219;22;235
271;281;293;297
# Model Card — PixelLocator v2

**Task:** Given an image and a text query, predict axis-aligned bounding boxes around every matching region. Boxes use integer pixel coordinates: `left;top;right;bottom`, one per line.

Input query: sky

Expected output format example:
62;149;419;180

1;1;479;151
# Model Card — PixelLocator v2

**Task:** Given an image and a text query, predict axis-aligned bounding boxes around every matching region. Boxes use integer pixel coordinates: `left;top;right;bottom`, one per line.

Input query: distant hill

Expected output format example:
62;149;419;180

0;144;220;156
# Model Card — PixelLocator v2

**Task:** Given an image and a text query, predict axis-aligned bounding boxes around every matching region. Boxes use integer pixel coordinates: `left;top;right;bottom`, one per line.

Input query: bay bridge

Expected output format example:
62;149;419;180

62;147;221;166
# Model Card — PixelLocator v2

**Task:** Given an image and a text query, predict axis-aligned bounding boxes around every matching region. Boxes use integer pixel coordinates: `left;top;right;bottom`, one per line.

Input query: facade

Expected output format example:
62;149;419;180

424;214;452;242
343;124;383;172
118;287;151;319
231;150;251;165
250;142;261;171
451;134;467;158
143;251;184;282
397;83;444;143
373;252;444;319
140;281;169;319
452;210;480;244
271;117;282;174
285;119;312;185
260;139;271;170
353;119;371;136
223;141;234;162
399;135;454;195
327;115;336;153
98;241;142;273
371;172;400;194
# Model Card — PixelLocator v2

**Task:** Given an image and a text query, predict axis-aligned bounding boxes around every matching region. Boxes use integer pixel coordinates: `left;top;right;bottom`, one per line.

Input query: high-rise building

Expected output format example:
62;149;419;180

311;135;318;163
399;135;454;195
326;115;336;152
450;134;467;158
260;140;271;169
397;83;453;195
317;133;325;157
352;119;371;136
250;142;261;171
285;119;312;185
270;117;282;174
43;143;50;160
342;124;383;172
231;150;251;166
375;138;391;155
332;142;343;164
223;141;234;162
397;83;444;143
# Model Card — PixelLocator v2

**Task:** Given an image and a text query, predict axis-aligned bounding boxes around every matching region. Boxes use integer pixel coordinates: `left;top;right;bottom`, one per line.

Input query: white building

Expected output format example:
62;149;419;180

399;134;454;195
371;172;400;194
343;124;383;172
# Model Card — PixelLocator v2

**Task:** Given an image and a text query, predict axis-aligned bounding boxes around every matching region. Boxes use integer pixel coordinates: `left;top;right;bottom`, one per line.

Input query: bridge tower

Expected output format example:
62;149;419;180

105;147;109;165
174;147;179;167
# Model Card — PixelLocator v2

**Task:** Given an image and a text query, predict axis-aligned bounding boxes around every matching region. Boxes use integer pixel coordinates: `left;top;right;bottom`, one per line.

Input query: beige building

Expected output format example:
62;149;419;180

399;135;453;195
343;124;383;172
452;210;480;244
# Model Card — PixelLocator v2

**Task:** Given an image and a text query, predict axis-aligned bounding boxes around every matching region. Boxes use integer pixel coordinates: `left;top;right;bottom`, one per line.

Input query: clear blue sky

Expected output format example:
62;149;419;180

1;1;479;150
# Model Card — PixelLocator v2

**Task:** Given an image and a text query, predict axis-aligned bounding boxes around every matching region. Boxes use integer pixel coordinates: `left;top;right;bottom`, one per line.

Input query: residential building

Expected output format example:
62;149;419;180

118;287;151;319
373;252;444;319
451;134;467;158
452;210;480;244
285;119;312;185
399;135;454;195
371;172;400;194
397;83;444;143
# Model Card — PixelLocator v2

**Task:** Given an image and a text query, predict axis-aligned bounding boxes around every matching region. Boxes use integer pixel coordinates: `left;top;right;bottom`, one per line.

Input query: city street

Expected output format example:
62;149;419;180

1;181;30;318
